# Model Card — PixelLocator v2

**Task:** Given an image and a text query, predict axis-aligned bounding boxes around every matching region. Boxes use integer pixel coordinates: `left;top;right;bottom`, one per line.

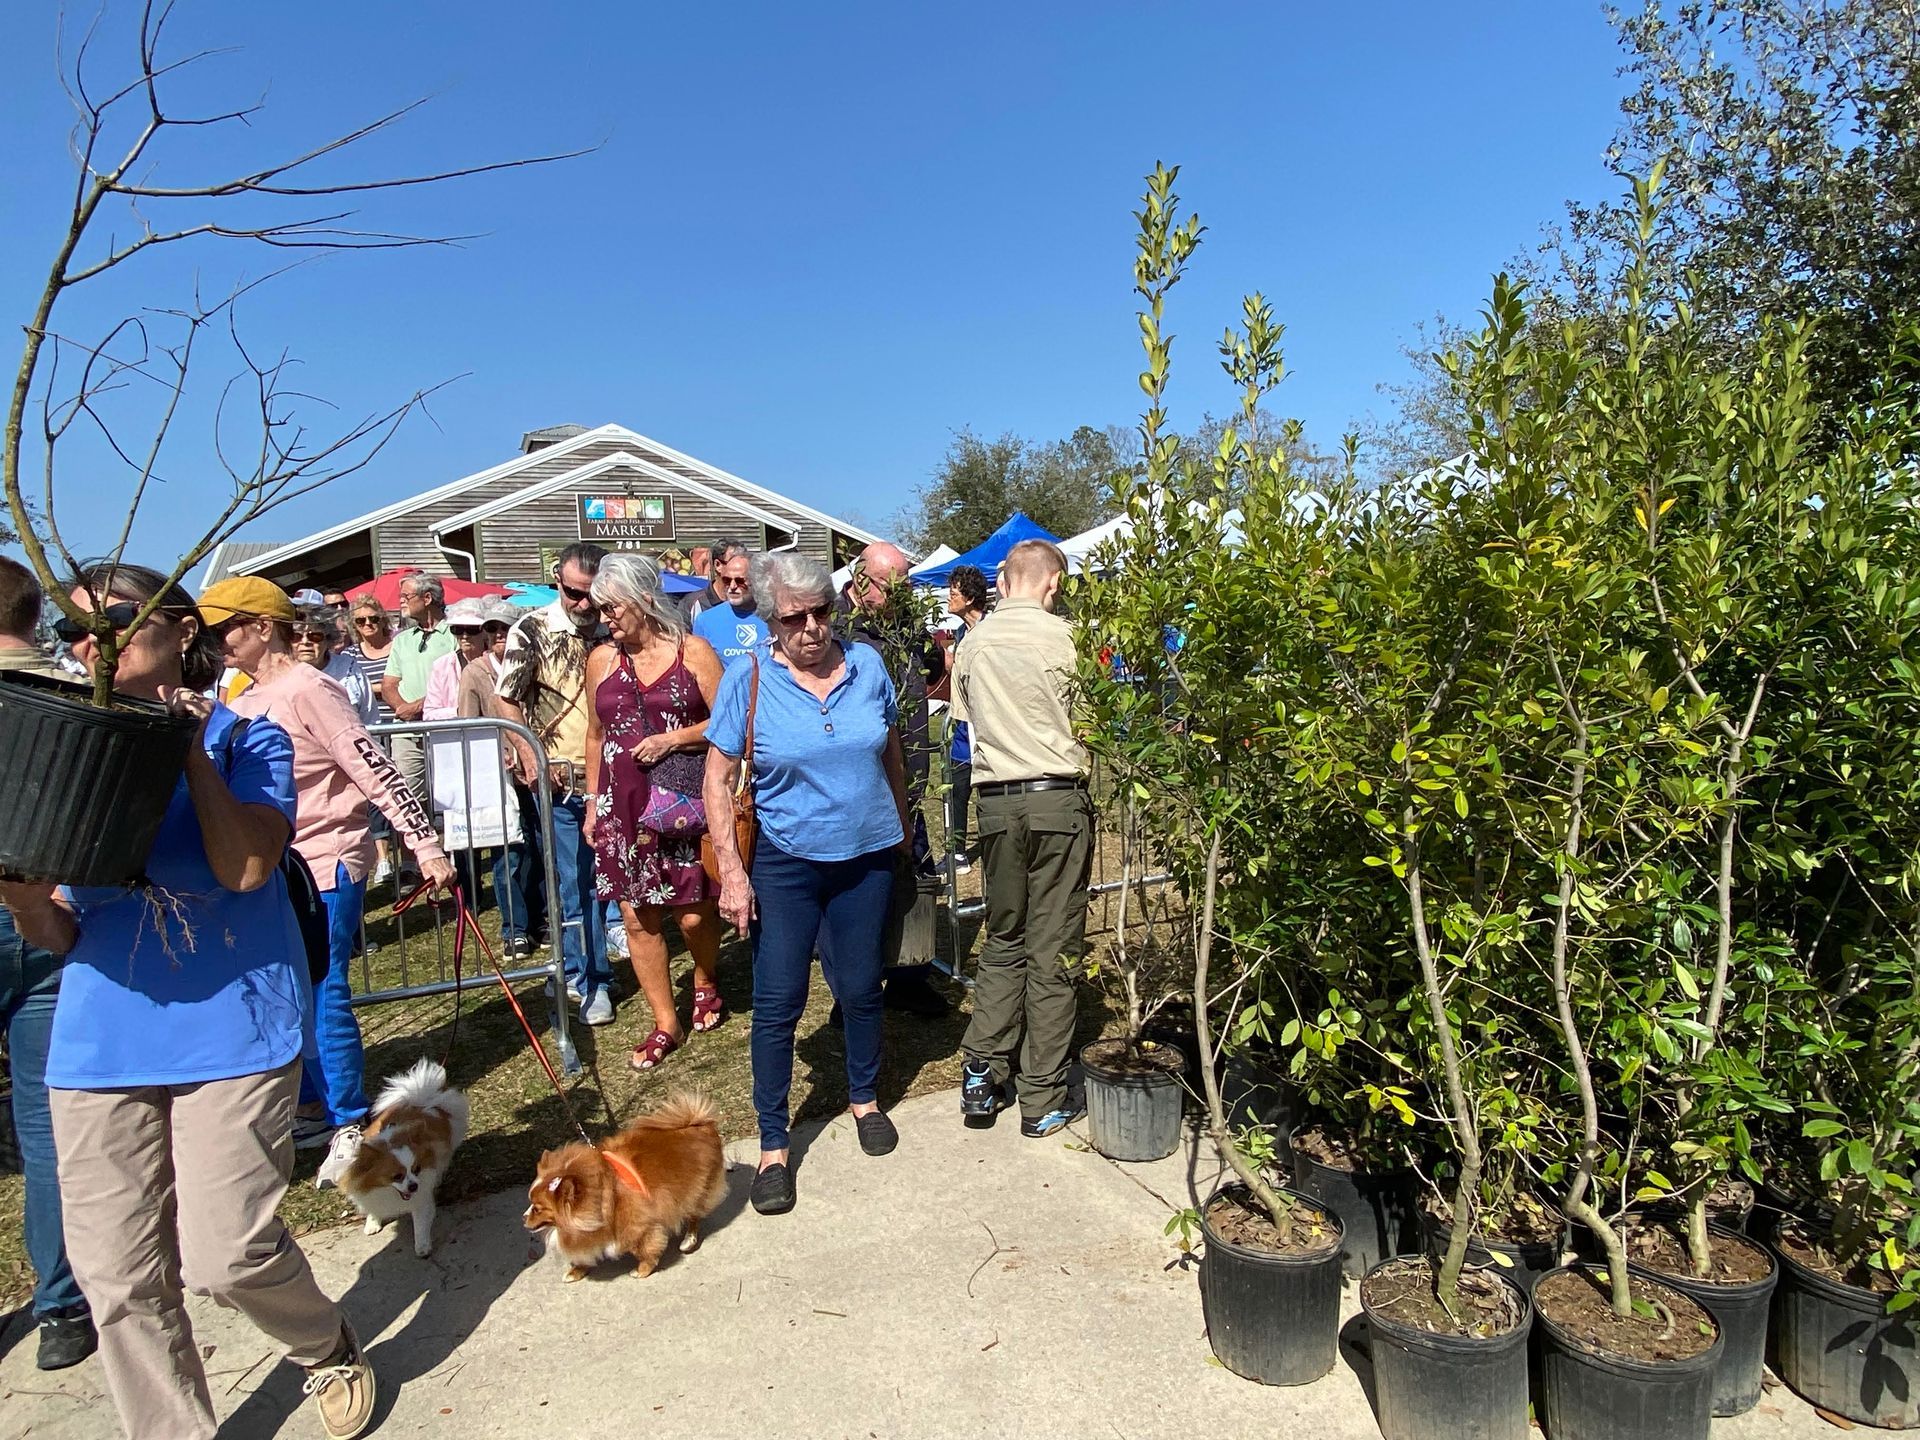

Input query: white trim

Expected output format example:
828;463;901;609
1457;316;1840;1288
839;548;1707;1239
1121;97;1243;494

594;425;883;545
432;451;803;537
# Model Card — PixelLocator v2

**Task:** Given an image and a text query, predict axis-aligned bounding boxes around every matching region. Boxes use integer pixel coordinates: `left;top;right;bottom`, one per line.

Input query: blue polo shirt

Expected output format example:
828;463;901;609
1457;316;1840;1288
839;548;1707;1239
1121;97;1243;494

707;641;902;863
692;600;770;671
46;705;310;1090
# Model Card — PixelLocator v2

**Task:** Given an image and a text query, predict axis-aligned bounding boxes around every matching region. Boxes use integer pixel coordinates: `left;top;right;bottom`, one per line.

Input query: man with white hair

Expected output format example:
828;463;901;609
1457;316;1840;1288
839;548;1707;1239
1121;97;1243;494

952;538;1092;1137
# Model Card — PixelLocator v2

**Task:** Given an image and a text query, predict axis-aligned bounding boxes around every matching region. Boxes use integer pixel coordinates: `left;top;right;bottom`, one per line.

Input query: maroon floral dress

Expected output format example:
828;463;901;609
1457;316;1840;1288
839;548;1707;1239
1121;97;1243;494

592;645;713;909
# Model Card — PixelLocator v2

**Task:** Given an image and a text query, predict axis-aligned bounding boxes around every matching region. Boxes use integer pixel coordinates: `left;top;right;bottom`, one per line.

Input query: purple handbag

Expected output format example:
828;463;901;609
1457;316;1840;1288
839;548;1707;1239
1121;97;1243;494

638;747;708;836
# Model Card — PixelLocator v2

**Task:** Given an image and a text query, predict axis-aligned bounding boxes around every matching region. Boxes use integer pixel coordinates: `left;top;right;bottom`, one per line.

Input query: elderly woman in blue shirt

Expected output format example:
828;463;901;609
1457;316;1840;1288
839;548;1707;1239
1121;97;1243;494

0;562;373;1440
704;551;912;1215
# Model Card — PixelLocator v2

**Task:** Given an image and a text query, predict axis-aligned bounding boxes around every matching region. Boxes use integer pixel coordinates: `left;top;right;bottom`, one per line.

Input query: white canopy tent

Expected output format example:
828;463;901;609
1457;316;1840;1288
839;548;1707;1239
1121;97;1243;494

1059;506;1246;572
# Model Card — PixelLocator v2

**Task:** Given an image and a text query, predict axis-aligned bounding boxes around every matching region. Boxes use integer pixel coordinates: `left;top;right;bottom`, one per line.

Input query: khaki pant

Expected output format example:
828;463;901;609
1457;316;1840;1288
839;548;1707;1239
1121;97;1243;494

51;1059;345;1440
390;730;428;814
961;787;1094;1119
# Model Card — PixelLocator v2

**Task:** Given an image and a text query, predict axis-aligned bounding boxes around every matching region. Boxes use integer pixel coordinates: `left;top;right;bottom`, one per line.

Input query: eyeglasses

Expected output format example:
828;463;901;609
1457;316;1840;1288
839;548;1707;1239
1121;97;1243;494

559;581;593;603
50;602;142;645
291;628;330;644
719;575;751;590
774;602;834;629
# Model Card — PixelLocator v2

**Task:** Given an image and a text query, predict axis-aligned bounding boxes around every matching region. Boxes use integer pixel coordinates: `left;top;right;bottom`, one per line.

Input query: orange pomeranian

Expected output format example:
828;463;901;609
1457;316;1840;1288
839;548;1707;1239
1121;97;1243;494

523;1093;728;1282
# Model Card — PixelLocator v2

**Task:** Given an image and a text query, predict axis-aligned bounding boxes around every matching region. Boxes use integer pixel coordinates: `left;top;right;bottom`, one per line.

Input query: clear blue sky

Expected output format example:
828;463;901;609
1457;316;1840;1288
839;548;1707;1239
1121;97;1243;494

1;1;1628;570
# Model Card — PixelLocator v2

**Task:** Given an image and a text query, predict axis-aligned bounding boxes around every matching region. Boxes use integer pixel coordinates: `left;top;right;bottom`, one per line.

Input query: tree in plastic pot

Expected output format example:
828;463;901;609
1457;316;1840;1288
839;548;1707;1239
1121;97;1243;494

0;4;573;882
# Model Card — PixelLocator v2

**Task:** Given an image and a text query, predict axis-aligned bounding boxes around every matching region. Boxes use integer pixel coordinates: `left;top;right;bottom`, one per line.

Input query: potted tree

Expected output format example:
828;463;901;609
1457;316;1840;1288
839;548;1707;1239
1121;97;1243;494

0;6;571;885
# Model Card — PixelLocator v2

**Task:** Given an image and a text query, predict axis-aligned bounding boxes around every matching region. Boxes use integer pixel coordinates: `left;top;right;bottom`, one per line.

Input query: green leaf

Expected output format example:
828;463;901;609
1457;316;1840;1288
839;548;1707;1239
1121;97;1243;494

1801;1119;1847;1139
1650;685;1669;714
1454;790;1469;819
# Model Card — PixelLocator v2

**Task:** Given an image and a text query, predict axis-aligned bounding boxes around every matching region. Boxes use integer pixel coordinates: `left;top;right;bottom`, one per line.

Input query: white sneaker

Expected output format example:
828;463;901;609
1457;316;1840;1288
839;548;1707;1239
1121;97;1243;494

316;1124;364;1190
372;858;392;886
605;925;630;959
581;988;615;1026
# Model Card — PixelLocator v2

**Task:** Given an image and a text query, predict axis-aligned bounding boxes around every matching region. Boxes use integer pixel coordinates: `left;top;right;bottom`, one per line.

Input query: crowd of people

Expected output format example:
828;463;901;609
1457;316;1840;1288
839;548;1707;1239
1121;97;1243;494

0;532;1094;1440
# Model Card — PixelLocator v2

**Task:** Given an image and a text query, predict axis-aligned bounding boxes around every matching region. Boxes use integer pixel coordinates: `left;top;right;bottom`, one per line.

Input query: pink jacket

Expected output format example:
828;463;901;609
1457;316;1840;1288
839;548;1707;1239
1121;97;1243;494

423;650;466;722
230;662;446;890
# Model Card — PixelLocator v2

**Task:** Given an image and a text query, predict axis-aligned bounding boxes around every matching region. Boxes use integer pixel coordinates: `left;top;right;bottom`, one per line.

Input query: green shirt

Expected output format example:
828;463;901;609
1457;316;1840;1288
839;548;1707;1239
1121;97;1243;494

0;640;63;678
387;623;456;703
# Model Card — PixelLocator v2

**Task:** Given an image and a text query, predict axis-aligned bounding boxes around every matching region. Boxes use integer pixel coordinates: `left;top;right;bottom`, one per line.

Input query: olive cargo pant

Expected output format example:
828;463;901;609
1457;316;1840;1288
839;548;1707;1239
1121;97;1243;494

961;786;1095;1120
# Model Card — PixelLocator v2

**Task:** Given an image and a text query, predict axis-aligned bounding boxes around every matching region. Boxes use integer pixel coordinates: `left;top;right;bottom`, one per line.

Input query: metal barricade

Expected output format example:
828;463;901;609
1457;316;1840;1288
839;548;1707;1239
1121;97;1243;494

931;734;1173;979
349;715;579;1076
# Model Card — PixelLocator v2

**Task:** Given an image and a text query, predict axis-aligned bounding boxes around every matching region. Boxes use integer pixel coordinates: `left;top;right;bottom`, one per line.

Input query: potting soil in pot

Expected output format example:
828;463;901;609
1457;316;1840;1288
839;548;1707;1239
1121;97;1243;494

1534;1266;1718;1366
1420;1193;1567;1294
1199;1186;1345;1386
1623;1218;1771;1285
1082;1037;1186;1163
1362;1256;1527;1337
1203;1190;1338;1255
1290;1125;1417;1278
1771;1220;1918;1428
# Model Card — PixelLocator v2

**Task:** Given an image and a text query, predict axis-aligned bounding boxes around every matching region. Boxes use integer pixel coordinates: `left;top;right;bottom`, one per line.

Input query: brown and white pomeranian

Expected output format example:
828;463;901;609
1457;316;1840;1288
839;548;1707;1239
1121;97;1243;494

336;1059;469;1258
523;1092;728;1282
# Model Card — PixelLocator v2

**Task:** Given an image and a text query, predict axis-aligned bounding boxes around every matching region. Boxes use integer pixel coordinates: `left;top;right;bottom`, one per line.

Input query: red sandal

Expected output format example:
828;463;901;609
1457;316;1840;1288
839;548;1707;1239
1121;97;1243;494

628;1028;681;1071
692;985;725;1033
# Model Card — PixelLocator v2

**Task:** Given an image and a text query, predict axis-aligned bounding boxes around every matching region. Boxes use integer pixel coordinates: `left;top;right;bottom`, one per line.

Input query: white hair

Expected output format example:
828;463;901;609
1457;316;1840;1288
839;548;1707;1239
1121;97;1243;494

590;551;685;635
751;552;833;619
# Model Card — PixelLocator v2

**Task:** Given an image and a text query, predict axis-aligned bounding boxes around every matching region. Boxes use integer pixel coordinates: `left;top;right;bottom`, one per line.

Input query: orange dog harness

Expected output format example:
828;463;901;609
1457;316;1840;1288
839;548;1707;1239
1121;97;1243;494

600;1149;650;1197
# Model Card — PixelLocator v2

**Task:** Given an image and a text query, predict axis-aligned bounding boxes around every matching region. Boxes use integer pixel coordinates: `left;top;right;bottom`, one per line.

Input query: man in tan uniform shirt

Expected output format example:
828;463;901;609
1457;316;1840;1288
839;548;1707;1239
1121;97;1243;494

951;538;1093;1135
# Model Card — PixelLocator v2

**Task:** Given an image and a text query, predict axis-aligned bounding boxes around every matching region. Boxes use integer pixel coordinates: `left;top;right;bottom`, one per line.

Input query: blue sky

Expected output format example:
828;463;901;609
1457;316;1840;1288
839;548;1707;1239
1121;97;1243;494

1;1;1628;570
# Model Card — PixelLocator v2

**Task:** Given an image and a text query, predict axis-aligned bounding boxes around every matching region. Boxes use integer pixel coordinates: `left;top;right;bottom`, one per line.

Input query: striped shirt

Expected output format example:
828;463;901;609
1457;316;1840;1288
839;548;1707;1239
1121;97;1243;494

343;644;396;723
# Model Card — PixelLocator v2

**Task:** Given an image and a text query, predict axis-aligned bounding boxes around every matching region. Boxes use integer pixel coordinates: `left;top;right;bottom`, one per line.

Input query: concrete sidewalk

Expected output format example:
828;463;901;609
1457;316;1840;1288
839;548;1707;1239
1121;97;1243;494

0;1088;1844;1439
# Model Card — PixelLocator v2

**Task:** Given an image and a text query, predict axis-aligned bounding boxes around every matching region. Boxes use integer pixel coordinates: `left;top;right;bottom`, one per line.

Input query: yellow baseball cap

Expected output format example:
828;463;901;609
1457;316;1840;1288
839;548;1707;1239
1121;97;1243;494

197;576;297;625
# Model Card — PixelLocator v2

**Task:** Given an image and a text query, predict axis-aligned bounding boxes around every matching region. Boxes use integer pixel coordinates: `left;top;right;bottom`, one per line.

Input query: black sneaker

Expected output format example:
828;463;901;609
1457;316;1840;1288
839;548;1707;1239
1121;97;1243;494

503;935;534;961
750;1162;796;1215
1020;1094;1088;1139
37;1311;97;1371
961;1060;1010;1127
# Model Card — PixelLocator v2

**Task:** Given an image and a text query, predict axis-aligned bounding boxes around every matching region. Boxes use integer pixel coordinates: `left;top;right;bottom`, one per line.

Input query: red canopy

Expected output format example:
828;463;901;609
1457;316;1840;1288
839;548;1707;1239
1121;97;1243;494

344;568;514;610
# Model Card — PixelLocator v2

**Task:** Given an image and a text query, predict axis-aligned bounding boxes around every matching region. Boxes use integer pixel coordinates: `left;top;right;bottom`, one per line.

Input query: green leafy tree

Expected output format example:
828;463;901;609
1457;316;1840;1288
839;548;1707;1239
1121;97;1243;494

902;425;1127;553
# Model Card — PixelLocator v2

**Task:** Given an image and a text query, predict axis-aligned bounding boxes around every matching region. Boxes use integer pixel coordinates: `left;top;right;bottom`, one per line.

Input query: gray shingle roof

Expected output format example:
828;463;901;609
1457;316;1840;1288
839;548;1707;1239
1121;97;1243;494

520;423;588;451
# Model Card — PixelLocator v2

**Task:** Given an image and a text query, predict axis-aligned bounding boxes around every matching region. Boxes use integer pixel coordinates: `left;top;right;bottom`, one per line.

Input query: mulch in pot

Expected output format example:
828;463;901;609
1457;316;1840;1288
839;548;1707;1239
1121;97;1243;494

1204;1188;1340;1258
1773;1218;1899;1294
1534;1266;1720;1365
1291;1123;1382;1173
1623;1215;1772;1284
1361;1255;1527;1339
1424;1191;1566;1247
1082;1036;1186;1078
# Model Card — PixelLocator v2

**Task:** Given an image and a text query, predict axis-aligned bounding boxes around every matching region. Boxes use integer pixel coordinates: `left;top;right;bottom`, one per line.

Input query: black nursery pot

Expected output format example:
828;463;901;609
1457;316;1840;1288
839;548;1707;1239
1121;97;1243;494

1533;1264;1722;1440
1080;1042;1183;1163
1198;1184;1345;1386
1360;1257;1534;1440
0;669;196;886
1422;1211;1565;1296
1625;1224;1778;1416
1290;1137;1418;1280
1771;1242;1919;1428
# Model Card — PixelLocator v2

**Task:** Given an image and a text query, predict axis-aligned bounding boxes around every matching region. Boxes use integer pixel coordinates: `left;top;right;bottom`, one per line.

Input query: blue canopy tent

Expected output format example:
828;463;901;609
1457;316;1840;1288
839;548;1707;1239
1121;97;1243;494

909;513;1063;588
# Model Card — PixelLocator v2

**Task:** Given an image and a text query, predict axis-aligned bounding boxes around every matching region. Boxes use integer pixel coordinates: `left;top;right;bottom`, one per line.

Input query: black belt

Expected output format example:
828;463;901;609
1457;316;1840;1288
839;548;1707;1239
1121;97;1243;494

976;778;1088;798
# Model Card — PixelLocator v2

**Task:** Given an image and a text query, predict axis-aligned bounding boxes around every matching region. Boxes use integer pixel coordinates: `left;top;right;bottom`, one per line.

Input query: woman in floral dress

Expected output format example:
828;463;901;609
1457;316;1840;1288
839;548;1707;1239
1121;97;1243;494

583;553;727;1070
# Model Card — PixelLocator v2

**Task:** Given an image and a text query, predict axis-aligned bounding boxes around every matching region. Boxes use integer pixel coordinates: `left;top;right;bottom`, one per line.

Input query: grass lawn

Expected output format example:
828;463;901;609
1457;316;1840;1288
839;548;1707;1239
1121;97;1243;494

0;814;1161;1310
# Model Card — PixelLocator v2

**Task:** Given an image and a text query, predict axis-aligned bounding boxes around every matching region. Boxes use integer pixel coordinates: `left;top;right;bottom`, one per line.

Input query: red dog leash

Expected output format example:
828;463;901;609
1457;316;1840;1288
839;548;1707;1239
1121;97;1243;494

394;880;593;1147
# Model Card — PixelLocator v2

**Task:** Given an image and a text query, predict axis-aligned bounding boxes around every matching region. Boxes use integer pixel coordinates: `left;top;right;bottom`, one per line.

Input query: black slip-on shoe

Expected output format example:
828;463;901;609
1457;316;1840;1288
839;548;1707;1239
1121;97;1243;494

751;1162;796;1214
37;1312;97;1371
855;1111;898;1156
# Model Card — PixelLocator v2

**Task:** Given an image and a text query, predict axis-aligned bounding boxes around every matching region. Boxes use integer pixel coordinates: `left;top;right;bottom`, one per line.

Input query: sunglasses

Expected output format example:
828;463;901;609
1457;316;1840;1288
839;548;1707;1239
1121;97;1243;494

292;628;330;644
559;581;593;603
774;602;834;629
354;615;385;627
719;575;751;590
50;602;142;644
451;625;483;637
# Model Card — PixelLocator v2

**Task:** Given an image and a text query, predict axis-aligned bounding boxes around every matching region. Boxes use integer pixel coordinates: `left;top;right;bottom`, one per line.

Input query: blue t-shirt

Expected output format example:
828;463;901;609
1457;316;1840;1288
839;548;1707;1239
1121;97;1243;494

46;705;310;1090
693;601;770;671
707;641;902;863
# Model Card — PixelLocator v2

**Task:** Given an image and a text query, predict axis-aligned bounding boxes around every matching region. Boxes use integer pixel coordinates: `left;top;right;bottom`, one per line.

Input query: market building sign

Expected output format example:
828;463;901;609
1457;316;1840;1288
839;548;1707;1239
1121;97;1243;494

578;493;675;541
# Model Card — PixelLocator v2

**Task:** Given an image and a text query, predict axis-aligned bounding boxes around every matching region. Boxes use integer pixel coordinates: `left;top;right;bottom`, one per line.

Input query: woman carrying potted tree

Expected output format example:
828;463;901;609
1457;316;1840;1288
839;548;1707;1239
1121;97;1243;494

0;561;375;1440
198;576;455;1173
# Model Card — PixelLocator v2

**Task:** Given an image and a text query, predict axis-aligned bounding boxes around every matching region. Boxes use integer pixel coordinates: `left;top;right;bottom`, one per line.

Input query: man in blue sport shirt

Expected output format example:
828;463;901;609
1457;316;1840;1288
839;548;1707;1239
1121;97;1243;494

690;541;768;670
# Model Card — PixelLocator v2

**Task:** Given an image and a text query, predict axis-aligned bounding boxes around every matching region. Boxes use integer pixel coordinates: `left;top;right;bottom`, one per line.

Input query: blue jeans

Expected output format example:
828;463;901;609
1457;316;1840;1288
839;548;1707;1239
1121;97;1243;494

748;843;894;1150
300;863;370;1127
552;792;609;995
0;907;87;1319
495;784;547;944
